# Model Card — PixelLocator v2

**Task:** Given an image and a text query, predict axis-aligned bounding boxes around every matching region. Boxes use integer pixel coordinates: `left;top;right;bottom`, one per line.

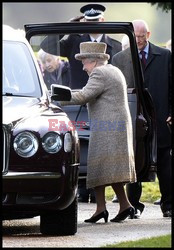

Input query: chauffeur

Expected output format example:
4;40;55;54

40;4;122;89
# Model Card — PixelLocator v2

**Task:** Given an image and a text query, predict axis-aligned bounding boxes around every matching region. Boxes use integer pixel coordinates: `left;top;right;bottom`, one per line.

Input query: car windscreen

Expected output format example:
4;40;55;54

3;41;42;97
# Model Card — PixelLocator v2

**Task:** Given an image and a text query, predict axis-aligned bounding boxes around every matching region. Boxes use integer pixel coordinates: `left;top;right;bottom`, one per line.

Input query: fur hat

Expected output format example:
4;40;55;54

75;42;110;61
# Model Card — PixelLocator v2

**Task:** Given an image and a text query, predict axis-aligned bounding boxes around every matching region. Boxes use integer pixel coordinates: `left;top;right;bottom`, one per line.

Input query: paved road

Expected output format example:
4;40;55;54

2;201;171;248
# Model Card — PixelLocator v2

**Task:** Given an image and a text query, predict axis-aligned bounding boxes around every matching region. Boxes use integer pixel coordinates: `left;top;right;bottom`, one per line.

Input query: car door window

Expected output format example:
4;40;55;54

30;33;136;90
3;41;42;97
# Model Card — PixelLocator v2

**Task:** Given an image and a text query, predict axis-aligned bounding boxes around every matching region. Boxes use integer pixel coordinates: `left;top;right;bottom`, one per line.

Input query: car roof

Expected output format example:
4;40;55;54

3;25;26;42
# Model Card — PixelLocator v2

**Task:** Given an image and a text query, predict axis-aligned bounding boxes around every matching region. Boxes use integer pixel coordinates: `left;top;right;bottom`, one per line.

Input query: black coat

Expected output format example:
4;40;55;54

112;42;171;148
41;34;121;89
43;61;71;89
143;42;171;148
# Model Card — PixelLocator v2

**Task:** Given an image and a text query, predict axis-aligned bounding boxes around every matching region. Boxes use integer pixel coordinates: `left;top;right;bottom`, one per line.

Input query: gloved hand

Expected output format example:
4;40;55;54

69;15;84;22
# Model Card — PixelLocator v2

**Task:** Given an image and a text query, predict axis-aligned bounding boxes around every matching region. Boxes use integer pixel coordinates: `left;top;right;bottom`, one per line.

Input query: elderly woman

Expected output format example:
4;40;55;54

62;42;136;223
37;49;71;89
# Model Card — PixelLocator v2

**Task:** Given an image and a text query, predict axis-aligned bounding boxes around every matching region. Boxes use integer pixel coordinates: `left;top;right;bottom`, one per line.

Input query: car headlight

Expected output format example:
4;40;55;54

13;132;39;158
42;132;62;154
64;132;72;152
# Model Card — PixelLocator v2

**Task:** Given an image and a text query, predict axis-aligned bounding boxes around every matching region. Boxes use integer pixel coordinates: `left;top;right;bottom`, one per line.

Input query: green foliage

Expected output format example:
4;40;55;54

105;178;160;203
148;2;172;12
105;186;115;201
103;234;171;248
141;179;160;203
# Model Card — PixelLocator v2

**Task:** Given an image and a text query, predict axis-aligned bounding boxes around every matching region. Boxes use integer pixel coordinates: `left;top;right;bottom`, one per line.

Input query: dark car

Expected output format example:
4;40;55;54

24;22;157;186
2;25;80;236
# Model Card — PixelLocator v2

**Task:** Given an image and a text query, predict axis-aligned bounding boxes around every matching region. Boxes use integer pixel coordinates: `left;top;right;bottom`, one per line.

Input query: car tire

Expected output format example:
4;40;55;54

40;196;77;235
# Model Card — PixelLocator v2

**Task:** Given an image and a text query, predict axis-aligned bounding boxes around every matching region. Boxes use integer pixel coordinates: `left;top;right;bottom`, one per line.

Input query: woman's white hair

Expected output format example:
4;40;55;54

37;49;58;62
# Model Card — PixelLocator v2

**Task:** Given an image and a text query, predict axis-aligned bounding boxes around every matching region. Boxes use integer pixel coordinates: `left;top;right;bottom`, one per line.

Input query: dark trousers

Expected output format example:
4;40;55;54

157;147;172;212
126;147;171;212
126;182;142;208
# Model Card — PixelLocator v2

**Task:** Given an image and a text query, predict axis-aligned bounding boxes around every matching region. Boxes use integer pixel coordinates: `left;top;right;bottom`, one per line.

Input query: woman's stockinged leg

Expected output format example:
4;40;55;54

111;182;133;213
84;183;134;223
84;185;109;223
94;185;106;215
110;183;135;222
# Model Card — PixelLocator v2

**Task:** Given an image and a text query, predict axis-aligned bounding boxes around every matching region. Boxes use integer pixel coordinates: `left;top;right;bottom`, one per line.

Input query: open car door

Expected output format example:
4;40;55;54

25;22;157;182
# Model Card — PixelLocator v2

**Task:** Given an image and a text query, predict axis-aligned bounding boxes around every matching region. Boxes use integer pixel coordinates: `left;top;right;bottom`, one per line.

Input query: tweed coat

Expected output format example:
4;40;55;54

40;34;121;89
112;42;171;148
62;64;136;188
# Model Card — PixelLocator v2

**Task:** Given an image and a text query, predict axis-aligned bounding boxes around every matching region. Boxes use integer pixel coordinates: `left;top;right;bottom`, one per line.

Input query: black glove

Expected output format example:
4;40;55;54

69;15;84;22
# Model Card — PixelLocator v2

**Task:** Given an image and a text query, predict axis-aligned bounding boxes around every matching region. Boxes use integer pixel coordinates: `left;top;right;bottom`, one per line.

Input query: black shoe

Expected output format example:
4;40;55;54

112;195;119;203
84;210;109;223
110;207;135;222
129;203;145;219
163;210;172;217
132;208;141;219
154;198;161;205
136;203;145;214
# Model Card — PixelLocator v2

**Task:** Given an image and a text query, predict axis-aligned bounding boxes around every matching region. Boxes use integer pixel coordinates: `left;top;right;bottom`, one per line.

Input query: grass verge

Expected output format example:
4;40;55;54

103;234;171;248
105;178;160;203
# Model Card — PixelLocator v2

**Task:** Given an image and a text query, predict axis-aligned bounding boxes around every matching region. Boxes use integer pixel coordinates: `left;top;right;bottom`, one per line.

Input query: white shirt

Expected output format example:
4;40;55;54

90;34;103;43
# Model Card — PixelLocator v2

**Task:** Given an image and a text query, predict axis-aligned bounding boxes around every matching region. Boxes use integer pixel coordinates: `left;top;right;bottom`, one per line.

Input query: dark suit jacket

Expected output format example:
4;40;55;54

112;48;135;88
41;34;121;89
112;42;172;148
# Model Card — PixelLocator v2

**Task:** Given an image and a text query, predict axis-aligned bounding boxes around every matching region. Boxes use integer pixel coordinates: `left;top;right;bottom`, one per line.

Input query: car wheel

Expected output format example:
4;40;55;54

40;196;77;235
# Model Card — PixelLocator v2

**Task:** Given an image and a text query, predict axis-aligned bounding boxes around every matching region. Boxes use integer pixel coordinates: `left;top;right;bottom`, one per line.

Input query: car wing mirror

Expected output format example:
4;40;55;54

51;84;71;101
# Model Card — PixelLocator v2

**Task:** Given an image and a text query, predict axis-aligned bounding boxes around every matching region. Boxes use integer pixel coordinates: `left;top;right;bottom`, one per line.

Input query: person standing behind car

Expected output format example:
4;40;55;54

61;41;137;223
38;49;71;89
112;19;172;218
40;3;122;89
154;38;171;206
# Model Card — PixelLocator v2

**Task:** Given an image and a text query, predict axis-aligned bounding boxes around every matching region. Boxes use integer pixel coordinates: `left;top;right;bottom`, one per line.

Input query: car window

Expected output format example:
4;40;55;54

30;32;135;90
3;41;42;97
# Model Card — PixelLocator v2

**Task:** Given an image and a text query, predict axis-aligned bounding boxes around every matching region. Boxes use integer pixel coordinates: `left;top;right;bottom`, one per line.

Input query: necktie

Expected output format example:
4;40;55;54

94;40;97;42
140;50;146;69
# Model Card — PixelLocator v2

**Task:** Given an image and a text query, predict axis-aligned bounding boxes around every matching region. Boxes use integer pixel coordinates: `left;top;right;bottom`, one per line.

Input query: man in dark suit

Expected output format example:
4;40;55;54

40;4;122;89
112;19;172;218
